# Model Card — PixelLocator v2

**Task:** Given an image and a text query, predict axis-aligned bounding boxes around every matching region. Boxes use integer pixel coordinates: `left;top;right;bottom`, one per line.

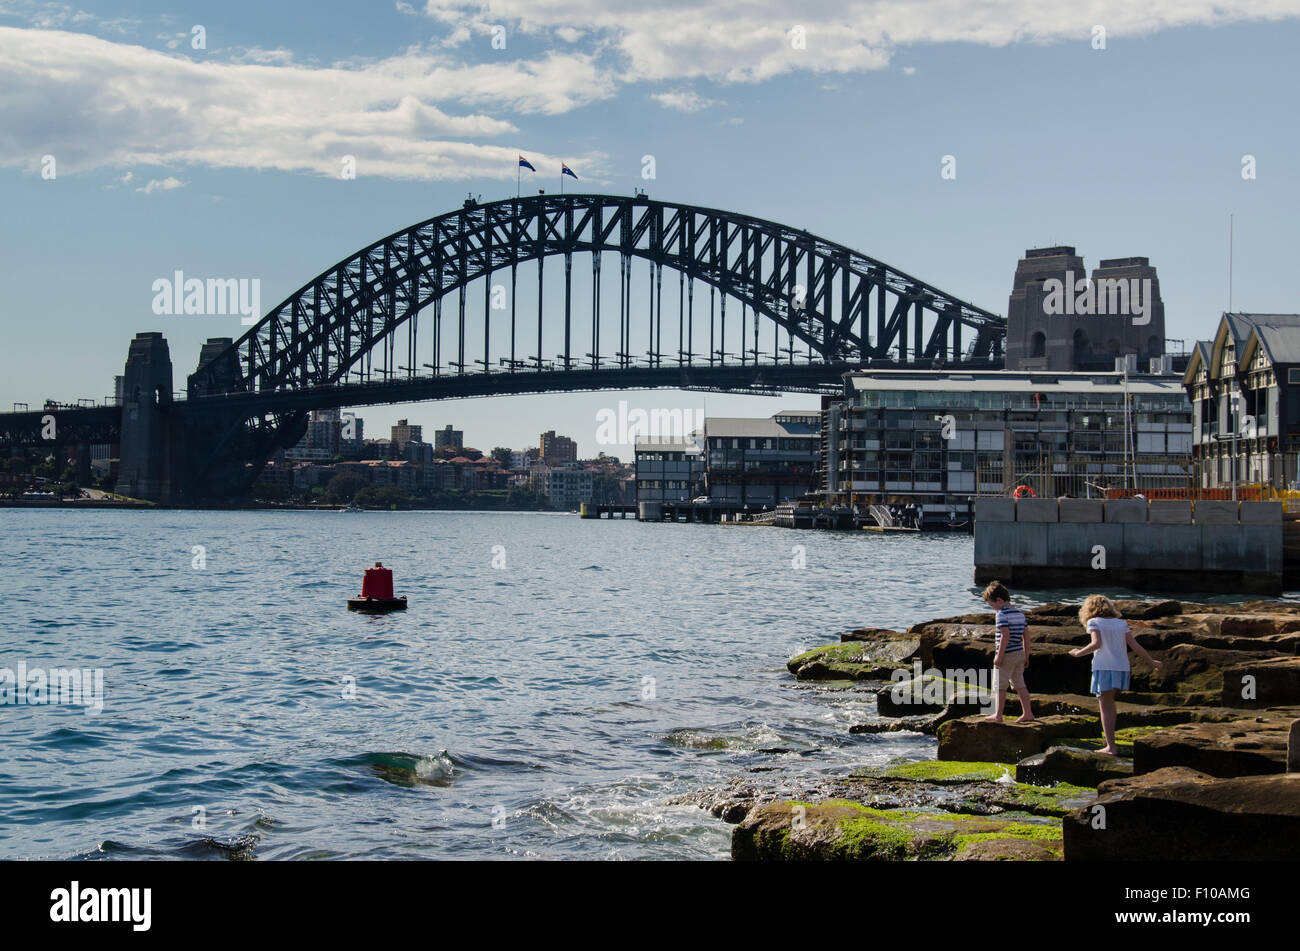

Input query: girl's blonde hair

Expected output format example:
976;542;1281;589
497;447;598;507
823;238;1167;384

1078;594;1120;626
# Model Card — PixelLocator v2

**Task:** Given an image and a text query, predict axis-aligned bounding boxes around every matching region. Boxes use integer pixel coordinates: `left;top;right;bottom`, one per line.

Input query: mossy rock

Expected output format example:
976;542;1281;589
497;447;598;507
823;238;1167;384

1046;724;1168;757
859;760;1015;784
987;781;1096;818
787;639;920;681
732;799;1063;861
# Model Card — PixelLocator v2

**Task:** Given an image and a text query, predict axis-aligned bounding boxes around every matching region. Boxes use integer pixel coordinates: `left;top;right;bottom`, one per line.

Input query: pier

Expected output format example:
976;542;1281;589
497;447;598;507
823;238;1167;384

974;496;1289;594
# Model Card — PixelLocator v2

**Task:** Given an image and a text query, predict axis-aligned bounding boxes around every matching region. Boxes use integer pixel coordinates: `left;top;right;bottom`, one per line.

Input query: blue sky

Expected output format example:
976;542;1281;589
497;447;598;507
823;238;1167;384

2;1;1299;457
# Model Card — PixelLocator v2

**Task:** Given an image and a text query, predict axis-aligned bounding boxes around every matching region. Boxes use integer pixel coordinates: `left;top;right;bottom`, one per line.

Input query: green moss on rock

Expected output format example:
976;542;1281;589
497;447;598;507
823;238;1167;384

732;799;1063;861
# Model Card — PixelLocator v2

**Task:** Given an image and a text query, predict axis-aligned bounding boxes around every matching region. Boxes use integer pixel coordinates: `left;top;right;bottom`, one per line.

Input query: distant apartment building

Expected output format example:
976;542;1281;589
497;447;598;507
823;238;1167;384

391;419;422;451
434;424;464;449
821;369;1191;507
530;465;593;510
1184;313;1300;489
702;410;821;507
634;438;704;503
540;430;578;466
405;441;434;465
308;408;342;454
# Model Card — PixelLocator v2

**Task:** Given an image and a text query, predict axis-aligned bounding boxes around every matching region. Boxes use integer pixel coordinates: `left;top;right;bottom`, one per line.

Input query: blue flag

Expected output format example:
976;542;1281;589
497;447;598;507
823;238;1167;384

518;156;535;172
561;163;578;179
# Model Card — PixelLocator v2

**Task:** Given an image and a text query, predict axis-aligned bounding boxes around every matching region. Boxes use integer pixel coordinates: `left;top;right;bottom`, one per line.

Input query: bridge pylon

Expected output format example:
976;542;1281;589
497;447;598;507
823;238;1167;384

117;333;177;503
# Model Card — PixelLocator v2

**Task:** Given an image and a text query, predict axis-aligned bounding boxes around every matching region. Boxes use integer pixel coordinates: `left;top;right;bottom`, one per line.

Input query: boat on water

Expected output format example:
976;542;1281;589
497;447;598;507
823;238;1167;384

339;502;362;512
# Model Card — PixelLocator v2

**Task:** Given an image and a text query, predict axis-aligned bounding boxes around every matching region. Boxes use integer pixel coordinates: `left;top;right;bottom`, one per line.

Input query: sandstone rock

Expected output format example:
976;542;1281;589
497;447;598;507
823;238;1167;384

1221;656;1300;708
731;799;1062;861
930;637;1091;695
952;838;1061;861
1290;719;1300;773
1062;769;1300;860
875;674;988;717
937;714;1099;763
786;638;922;680
1113;599;1183;620
1016;746;1133;787
841;627;906;642
1138;643;1264;694
1134;718;1291;777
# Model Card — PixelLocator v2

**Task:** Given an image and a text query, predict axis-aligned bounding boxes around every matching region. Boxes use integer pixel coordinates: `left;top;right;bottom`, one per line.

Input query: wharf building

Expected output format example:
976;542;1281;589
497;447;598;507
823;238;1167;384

633;439;704;504
1184;313;1300;489
701;411;822;507
819;371;1192;511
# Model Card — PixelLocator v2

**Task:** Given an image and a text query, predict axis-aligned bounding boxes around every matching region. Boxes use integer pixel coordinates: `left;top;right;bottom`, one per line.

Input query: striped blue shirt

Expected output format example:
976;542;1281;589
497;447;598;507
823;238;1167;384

995;606;1026;653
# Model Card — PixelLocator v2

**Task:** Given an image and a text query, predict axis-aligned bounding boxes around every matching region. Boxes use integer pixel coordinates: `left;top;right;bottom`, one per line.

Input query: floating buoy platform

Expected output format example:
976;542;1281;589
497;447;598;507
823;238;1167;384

347;561;407;613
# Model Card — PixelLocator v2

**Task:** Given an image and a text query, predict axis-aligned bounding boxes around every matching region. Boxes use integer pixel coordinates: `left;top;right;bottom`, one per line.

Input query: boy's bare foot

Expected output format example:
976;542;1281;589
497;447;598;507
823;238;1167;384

1098;746;1118;756
1015;715;1036;723
983;715;1003;723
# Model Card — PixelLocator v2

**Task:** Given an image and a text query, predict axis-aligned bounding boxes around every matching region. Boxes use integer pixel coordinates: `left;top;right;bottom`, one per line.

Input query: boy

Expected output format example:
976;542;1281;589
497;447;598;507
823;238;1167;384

981;580;1035;723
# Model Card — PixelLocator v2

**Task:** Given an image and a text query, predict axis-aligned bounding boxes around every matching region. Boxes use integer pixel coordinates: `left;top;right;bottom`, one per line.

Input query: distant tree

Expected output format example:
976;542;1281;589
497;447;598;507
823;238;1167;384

490;446;512;465
356;485;411;509
325;472;367;503
253;482;288;503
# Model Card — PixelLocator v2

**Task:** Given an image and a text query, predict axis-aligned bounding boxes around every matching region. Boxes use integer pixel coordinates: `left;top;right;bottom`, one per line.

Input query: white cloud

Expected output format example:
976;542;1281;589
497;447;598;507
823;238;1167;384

0;26;610;181
416;0;1300;82
119;170;133;183
3;2;1293;186
902;66;917;75
650;90;720;113
136;176;184;193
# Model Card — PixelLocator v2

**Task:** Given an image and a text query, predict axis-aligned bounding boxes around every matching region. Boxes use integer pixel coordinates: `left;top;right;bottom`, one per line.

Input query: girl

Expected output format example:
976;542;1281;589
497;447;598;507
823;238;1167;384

1068;595;1163;755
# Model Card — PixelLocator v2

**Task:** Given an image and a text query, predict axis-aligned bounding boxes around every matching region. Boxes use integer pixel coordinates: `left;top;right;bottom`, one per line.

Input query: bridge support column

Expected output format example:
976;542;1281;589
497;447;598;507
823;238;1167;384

117;333;176;503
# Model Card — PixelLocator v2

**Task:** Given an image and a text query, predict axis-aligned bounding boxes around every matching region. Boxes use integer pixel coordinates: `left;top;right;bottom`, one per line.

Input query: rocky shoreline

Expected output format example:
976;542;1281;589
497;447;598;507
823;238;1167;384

675;598;1300;860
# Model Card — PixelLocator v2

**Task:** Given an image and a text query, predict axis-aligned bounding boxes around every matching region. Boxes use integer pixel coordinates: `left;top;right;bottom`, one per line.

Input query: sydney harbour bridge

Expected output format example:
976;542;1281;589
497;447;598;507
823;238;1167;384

0;193;1006;504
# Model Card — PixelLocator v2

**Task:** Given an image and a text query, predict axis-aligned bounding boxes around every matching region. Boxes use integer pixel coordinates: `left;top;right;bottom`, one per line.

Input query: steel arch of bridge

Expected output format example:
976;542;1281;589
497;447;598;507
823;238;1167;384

189;193;1004;399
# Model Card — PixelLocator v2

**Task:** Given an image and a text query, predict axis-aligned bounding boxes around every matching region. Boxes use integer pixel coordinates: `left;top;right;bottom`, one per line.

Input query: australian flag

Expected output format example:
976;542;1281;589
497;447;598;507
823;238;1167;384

518;155;535;172
561;163;578;179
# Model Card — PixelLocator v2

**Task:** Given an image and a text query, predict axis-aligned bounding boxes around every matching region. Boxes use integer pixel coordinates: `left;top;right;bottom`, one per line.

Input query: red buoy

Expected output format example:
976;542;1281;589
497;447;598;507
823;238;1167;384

348;561;407;613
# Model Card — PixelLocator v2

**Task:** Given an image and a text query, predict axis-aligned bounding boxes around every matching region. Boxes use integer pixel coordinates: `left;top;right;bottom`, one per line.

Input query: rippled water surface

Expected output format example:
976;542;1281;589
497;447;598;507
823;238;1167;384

1;509;990;860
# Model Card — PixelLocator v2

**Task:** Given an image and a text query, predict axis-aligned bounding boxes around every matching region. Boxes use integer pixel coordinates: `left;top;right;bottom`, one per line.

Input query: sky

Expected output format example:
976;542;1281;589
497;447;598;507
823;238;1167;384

2;0;1299;458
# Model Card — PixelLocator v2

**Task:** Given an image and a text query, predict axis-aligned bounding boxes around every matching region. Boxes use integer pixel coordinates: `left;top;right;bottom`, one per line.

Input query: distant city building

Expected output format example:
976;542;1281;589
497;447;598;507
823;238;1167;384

1184;313;1300;489
306;407;342;455
405;441;434;465
540;430;578;466
703;411;821;507
434;424;464;449
634;438;703;503
1005;246;1167;372
821;370;1191;509
530;465;593;510
390;419;422;451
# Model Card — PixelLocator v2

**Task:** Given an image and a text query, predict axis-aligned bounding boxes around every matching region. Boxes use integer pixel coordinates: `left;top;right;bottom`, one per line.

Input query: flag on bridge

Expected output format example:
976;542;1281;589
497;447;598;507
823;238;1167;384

561;163;578;179
517;155;536;196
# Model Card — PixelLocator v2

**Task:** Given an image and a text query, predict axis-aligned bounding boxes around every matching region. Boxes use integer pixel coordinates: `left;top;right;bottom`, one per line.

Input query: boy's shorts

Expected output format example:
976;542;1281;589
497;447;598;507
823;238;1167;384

993;650;1027;695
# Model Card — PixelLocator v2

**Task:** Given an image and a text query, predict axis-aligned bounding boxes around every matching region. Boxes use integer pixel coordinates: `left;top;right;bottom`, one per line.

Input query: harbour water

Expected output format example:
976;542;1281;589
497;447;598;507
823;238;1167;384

1;509;988;860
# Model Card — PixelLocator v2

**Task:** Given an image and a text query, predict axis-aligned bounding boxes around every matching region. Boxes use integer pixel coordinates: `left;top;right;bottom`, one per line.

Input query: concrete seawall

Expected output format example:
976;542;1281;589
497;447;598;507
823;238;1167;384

974;498;1283;595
